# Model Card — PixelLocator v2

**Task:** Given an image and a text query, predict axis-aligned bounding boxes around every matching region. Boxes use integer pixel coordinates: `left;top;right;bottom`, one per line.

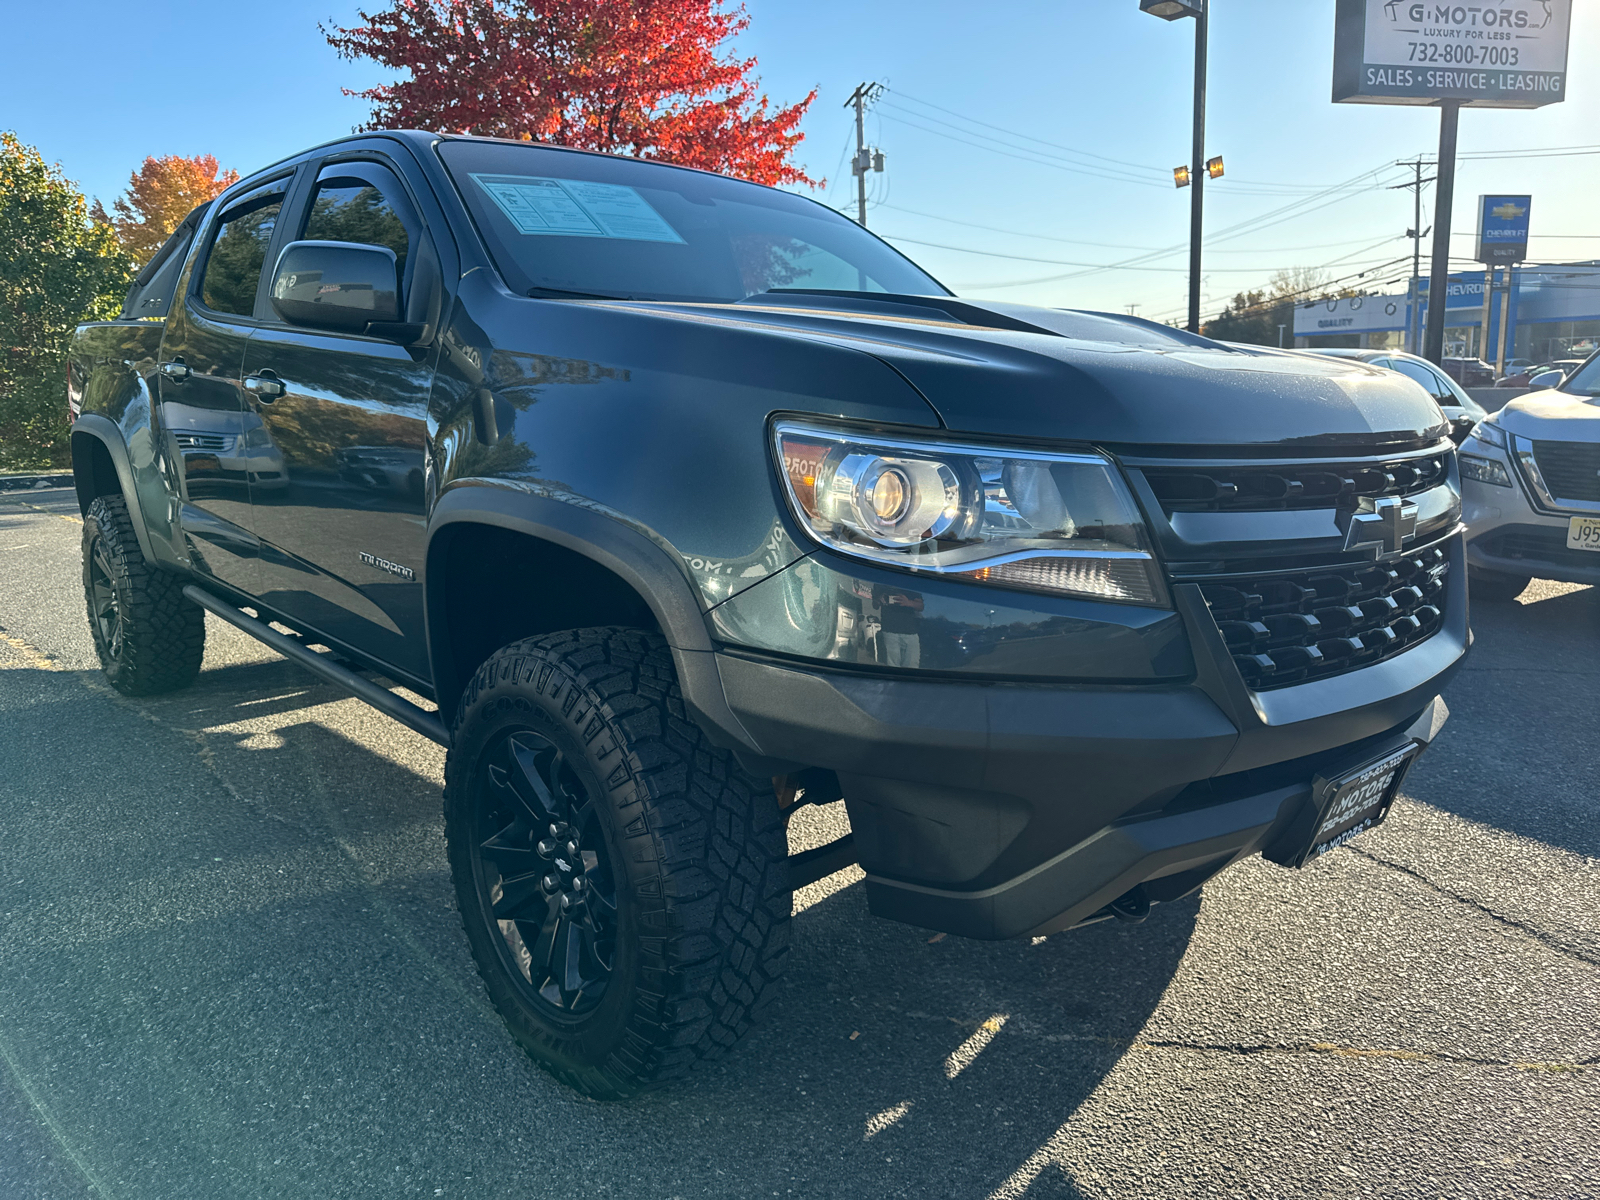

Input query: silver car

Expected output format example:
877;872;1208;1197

1459;352;1600;601
1305;348;1487;445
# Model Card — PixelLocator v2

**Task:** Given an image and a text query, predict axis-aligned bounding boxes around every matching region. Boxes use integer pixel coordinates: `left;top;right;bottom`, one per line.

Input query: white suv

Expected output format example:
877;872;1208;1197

1459;352;1600;601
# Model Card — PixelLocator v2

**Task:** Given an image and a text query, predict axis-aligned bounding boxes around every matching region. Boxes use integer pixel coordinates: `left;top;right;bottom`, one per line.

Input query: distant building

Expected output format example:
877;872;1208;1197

1293;262;1600;362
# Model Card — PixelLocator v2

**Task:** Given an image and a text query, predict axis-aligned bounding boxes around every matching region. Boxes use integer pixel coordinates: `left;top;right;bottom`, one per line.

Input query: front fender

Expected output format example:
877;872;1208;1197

425;480;768;759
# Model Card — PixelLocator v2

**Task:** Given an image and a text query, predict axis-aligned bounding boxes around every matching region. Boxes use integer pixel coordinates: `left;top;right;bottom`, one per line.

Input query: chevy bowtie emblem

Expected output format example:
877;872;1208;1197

1344;496;1418;560
1491;201;1527;221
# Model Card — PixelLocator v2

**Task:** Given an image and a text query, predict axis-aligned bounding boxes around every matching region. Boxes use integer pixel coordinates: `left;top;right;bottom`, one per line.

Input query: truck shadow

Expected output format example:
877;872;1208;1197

0;660;1191;1200
1410;582;1600;858
663;877;1201;1199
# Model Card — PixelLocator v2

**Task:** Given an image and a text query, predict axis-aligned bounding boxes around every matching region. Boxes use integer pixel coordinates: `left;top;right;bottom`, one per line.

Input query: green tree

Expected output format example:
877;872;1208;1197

1202;289;1273;345
0;132;134;468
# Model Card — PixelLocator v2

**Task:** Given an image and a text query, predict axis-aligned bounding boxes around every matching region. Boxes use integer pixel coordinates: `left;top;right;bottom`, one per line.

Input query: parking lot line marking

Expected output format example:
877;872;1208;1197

2;497;82;525
0;634;62;671
0;1029;114;1199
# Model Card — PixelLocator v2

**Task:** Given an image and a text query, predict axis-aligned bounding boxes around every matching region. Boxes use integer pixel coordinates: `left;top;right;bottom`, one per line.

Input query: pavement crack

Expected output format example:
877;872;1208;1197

1352;846;1600;970
863;1001;1594;1074
1128;1038;1590;1072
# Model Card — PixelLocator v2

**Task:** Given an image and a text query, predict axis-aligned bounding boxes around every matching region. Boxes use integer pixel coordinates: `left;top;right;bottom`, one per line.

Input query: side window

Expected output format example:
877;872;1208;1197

200;190;285;316
303;163;414;284
1389;359;1453;403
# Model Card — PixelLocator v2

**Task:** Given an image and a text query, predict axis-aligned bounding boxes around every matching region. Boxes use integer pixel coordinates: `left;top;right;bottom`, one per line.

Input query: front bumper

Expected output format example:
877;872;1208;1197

708;533;1466;938
1463;450;1600;585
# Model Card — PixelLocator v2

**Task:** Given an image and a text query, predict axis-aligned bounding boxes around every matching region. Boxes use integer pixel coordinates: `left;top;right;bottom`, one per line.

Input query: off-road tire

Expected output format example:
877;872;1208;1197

444;627;791;1099
1469;568;1531;603
81;494;205;695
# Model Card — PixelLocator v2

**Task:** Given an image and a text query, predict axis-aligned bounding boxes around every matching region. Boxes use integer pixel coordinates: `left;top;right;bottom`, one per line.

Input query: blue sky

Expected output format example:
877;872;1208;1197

5;0;1596;321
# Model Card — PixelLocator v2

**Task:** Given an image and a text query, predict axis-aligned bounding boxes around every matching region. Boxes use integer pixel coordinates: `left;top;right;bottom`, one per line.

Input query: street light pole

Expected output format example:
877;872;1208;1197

1188;4;1207;333
1143;0;1210;333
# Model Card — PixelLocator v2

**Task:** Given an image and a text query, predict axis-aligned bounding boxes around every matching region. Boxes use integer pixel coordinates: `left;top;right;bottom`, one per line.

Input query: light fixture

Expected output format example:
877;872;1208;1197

1173;165;1191;188
1140;0;1203;19
1206;155;1224;179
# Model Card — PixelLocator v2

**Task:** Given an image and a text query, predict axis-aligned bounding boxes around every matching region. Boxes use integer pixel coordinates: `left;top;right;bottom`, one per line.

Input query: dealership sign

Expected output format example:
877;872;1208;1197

1475;194;1531;263
1333;0;1571;107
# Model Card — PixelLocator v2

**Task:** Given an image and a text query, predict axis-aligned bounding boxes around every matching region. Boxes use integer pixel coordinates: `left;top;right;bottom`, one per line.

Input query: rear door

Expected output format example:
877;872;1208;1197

157;175;297;592
241;152;440;683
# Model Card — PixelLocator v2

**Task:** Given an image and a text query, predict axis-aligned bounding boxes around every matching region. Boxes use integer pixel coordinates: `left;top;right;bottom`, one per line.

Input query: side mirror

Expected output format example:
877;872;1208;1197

1528;370;1563;391
270;240;400;333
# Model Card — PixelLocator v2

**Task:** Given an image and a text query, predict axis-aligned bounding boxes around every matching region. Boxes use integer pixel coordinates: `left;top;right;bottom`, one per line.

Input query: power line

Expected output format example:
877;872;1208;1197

876;202;1405;255
874;110;1173;190
887;233;1404;277
958;163;1406;290
888;88;1167;177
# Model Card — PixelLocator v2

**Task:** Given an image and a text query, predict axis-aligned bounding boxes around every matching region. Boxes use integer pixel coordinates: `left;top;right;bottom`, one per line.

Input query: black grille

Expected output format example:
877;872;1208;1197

1531;441;1600;503
1144;454;1450;513
1197;542;1450;691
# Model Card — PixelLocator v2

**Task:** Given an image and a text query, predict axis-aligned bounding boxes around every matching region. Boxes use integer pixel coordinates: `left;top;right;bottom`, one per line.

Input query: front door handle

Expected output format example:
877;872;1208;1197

158;360;190;381
243;373;285;402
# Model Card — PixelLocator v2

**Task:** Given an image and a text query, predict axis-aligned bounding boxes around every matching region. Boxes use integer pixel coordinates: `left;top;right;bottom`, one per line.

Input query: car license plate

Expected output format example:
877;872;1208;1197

1271;743;1420;869
1567;515;1600;553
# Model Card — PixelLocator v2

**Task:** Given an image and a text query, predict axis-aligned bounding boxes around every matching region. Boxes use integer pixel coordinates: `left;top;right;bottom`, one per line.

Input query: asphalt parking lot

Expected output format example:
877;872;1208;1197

1;485;1597;1200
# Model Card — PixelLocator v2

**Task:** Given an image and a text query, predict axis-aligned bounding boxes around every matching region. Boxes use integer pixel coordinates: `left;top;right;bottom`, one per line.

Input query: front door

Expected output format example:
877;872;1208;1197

157;178;292;592
241;157;438;683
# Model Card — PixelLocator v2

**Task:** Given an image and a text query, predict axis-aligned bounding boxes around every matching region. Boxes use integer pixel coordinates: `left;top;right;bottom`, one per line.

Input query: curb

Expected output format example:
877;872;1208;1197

0;473;75;492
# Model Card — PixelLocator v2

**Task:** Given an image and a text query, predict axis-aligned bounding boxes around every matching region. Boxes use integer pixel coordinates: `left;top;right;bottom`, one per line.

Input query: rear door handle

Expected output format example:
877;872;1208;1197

243;373;285;402
158;360;190;381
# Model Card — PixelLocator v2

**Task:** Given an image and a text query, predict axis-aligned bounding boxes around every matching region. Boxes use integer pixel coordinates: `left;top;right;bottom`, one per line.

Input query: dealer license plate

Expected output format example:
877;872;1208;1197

1568;515;1600;553
1285;744;1419;868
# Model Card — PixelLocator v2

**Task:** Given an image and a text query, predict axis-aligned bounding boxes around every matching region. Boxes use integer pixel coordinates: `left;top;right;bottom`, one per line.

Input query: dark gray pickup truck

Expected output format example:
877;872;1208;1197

67;130;1464;1098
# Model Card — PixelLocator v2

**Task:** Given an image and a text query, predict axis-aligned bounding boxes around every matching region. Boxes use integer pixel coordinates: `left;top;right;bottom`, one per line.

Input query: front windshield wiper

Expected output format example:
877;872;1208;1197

526;285;639;301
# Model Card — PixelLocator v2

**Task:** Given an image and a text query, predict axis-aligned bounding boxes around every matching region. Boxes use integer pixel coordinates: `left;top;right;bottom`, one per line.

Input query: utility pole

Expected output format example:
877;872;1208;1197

1390;158;1434;355
844;82;885;227
1423;102;1461;365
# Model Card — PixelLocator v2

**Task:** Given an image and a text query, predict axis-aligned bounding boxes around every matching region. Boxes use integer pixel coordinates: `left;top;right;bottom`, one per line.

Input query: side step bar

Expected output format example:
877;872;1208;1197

182;585;450;747
788;833;857;890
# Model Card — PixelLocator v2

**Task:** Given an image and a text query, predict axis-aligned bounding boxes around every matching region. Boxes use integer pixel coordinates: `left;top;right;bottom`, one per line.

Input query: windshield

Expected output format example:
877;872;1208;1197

437;140;946;303
1560;354;1600;396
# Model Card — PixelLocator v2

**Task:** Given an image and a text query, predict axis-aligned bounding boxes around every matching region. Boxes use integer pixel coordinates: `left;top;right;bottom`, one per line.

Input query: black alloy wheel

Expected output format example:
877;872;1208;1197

471;730;619;1017
79;494;205;695
86;534;125;660
444;627;791;1099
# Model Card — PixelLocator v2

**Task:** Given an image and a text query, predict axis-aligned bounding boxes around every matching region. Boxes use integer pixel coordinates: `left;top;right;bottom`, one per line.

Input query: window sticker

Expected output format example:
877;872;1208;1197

470;174;684;243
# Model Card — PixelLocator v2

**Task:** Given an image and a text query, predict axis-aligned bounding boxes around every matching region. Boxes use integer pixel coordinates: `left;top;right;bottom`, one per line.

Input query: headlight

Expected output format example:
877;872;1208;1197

1467;420;1506;450
1459;453;1511;488
773;421;1165;605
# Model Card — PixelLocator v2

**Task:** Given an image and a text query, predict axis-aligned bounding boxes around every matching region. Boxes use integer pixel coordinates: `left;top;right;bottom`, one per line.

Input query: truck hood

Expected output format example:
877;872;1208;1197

1493;389;1600;444
648;293;1449;450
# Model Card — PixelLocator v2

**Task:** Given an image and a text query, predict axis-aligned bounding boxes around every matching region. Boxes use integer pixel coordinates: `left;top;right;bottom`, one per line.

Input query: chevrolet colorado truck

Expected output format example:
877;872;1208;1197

67;131;1465;1098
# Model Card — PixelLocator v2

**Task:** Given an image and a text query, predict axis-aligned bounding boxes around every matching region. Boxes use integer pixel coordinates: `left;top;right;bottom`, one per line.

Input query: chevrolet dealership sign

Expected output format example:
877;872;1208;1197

1476;194;1532;263
1333;0;1571;107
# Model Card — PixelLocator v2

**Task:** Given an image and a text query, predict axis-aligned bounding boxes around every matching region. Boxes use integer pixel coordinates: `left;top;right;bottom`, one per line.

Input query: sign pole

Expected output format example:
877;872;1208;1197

1495;267;1514;377
1423;101;1459;365
1477;266;1495;362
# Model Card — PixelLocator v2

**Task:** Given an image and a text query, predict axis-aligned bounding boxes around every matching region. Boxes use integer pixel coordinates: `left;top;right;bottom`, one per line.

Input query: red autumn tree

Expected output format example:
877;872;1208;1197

323;0;817;186
98;155;239;264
